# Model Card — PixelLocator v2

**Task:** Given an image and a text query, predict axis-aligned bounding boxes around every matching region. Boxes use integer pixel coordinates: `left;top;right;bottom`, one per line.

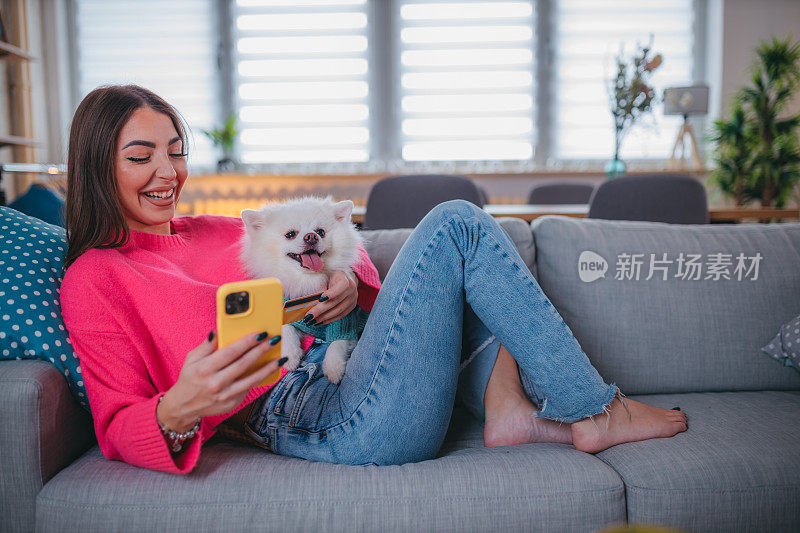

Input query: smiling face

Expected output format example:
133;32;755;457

114;107;188;234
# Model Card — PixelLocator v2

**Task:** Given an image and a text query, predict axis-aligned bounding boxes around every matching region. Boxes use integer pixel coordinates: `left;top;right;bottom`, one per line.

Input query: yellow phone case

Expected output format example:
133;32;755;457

216;278;284;388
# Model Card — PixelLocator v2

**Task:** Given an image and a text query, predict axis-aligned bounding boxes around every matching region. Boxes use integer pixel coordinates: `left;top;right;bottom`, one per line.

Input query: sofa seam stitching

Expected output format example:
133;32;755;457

36;487;626;510
621;483;799;493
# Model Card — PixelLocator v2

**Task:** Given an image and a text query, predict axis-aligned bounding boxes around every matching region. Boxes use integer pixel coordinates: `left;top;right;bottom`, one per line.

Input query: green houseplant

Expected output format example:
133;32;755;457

710;36;800;208
606;40;663;178
202;113;239;173
709;102;756;206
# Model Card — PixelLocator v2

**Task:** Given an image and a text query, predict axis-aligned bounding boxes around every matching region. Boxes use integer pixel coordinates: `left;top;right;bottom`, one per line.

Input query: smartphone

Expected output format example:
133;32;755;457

216;278;284;388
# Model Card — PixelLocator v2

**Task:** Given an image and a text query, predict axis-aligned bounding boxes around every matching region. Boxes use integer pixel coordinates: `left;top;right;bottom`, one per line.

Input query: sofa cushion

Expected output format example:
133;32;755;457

531;216;800;394
0;206;89;410
361;217;535;282
598;391;800;533
36;407;625;532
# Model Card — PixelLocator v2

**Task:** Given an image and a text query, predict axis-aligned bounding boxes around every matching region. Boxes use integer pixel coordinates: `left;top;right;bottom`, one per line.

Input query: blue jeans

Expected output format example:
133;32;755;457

244;200;618;466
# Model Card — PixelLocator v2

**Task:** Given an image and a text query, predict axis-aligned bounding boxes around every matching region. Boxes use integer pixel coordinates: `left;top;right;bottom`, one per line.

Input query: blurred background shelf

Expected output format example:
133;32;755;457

0;134;38;147
0;0;37;205
0;39;35;60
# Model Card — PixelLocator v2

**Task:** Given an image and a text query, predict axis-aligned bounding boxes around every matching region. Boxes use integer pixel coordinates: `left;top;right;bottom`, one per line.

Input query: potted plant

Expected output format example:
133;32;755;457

709;102;755;206
709;36;800;208
606;40;663;178
203;113;239;173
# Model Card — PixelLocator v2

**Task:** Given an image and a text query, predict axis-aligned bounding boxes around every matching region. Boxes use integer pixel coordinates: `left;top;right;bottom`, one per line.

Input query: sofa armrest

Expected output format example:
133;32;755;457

0;359;95;533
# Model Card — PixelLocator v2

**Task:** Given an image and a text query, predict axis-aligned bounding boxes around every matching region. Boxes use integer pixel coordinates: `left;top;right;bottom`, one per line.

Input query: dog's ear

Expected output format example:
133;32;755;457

333;200;354;222
241;209;266;232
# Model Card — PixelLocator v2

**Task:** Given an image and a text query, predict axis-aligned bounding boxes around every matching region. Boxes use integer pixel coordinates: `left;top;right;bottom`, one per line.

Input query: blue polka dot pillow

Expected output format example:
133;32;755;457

0;206;90;411
762;315;800;374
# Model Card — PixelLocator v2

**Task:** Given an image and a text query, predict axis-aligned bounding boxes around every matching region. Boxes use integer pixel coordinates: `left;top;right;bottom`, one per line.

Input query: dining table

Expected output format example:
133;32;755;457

350;204;800;225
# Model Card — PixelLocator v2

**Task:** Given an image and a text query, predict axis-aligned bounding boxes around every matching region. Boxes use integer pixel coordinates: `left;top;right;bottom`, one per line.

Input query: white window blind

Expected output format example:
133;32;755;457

234;0;370;164
398;1;535;162
554;0;695;160
74;0;218;168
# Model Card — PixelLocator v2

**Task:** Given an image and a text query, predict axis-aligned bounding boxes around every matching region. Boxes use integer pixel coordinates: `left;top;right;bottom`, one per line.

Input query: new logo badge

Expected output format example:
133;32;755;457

578;251;608;282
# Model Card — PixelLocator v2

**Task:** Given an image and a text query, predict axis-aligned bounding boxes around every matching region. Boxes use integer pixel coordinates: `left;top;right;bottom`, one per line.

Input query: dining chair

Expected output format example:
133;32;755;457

527;182;595;204
477;185;490;206
362;174;484;230
587;174;709;224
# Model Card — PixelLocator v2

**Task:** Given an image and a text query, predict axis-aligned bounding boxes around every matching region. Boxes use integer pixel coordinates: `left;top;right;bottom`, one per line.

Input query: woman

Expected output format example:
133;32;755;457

60;85;687;474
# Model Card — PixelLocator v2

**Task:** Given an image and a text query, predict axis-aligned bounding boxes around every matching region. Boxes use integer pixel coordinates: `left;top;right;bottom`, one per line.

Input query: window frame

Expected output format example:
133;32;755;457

65;0;707;175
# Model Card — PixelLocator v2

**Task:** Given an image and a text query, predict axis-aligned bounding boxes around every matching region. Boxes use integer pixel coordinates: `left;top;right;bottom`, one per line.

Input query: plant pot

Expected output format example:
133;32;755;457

216;158;236;173
605;158;627;179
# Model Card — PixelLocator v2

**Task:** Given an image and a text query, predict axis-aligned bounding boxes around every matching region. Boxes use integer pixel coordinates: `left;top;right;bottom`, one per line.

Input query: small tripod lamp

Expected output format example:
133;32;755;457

664;85;709;170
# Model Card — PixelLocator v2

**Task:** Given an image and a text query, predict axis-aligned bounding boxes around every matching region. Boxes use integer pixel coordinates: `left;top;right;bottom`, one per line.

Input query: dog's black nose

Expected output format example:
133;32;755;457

304;233;318;245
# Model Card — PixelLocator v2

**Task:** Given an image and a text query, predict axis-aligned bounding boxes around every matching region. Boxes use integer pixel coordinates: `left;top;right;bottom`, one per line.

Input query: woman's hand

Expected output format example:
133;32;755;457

157;331;283;432
306;270;359;326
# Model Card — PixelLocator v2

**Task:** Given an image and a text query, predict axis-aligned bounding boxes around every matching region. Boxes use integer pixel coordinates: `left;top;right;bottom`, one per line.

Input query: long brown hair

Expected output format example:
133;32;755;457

63;85;188;273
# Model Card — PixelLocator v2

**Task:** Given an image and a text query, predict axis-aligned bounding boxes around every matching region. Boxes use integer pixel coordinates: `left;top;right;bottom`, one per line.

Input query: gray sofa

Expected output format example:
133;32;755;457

2;215;799;533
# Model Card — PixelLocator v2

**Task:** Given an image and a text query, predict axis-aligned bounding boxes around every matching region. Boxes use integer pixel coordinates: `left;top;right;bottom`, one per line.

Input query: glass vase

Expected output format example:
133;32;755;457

604;158;627;179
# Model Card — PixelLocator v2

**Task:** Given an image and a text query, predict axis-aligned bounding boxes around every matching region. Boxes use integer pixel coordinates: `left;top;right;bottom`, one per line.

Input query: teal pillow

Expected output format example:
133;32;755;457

8;184;65;227
0;206;90;411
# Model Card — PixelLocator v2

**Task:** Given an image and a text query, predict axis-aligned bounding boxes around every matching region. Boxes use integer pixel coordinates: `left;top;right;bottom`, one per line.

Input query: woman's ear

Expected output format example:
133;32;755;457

333;200;354;222
241;209;265;232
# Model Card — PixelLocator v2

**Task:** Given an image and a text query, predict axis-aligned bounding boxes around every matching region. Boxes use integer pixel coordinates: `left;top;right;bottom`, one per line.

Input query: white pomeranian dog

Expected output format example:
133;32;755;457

239;196;367;384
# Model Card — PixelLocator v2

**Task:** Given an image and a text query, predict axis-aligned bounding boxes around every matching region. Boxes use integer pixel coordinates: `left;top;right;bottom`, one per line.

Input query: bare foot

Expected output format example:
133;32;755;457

483;344;572;446
571;397;688;453
484;386;573;446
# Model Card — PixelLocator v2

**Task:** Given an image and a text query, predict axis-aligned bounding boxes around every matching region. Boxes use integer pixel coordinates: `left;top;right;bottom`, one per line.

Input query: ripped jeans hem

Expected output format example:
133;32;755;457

531;383;622;424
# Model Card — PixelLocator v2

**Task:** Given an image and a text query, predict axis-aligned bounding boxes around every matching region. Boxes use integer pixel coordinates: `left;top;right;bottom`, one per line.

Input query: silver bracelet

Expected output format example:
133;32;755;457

157;395;201;453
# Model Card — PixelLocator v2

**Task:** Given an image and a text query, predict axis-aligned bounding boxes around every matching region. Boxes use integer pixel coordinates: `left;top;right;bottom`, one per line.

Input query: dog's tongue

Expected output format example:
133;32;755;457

301;251;324;272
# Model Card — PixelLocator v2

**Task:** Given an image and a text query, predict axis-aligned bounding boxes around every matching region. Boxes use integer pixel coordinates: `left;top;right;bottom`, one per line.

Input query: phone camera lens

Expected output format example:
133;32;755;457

225;291;249;314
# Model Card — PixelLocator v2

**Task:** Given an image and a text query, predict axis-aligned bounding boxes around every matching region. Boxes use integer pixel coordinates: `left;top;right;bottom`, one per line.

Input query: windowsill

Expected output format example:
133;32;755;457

189;167;709;181
188;158;710;180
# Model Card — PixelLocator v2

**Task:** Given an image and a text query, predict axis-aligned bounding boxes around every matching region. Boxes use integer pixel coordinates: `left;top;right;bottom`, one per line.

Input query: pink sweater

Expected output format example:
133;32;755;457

60;214;381;474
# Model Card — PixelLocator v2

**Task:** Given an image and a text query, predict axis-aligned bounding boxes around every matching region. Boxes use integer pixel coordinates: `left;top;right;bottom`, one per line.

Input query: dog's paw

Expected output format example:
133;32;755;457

322;356;346;385
280;325;304;372
281;343;303;372
283;353;302;373
323;339;357;384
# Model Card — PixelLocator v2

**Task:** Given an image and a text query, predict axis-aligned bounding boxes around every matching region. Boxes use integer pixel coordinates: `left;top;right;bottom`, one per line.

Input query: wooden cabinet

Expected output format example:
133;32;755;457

0;0;37;205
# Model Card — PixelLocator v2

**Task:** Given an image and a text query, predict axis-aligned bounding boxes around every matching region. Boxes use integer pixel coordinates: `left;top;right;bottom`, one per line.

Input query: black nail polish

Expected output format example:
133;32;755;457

318;295;329;302
256;331;268;342
303;314;314;324
269;335;281;346
277;357;288;367
207;331;215;342
671;406;681;411
309;319;318;327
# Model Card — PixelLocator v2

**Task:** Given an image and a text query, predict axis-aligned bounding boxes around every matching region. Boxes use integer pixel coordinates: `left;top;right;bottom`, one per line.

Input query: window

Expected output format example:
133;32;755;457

70;0;700;171
233;0;371;164
398;1;535;162
554;0;696;159
73;0;219;168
